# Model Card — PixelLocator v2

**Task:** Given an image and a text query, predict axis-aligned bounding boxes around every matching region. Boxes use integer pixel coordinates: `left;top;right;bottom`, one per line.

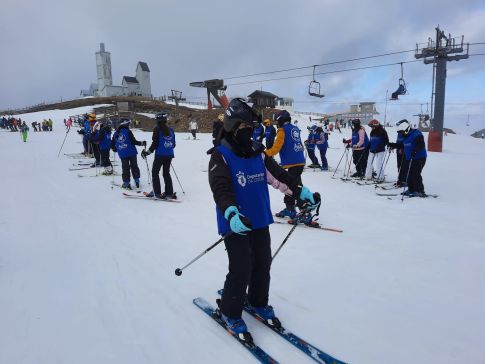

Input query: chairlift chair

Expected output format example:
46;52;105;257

308;65;325;98
390;63;408;100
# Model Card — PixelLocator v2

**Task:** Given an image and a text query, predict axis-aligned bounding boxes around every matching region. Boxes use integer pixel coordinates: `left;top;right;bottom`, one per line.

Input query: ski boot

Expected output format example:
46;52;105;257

290;211;319;227
146;191;164;199
275;208;296;219
160;192;177;200
121;182;132;190
134;179;140;188
401;189;413;196
101;166;113;176
320;166;328;171
218;311;251;341
249;304;282;329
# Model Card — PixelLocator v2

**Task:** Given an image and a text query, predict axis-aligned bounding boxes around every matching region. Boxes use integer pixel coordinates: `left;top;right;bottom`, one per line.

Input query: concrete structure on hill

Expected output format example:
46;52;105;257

80;43;152;98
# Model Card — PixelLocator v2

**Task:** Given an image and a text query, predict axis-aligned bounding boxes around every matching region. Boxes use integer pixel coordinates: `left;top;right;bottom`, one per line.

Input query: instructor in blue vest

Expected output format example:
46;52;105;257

265;110;306;218
208;98;319;336
141;112;177;200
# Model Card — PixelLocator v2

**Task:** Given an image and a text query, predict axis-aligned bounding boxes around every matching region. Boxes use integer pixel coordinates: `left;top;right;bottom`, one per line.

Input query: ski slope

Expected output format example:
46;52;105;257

1;106;484;364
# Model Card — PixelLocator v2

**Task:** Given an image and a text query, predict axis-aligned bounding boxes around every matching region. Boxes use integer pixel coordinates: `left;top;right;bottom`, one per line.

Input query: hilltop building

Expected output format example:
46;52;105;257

80;43;152;98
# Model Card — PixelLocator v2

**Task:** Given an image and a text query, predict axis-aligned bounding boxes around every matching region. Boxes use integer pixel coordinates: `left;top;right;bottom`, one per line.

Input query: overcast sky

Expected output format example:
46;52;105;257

1;0;484;132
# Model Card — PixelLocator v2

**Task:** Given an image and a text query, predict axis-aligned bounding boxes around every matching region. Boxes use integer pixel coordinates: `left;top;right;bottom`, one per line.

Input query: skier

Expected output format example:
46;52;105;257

365;119;389;181
20;121;29;142
393;121;407;187
188;115;198;140
263;118;276;149
141;112;177;199
252;121;265;143
342;118;369;178
265;110;306;218
66;117;72;131
88;114;101;167
208;98;319;335
111;119;146;189
304;125;320;168
315;126;329;170
388;119;427;196
91;120;113;175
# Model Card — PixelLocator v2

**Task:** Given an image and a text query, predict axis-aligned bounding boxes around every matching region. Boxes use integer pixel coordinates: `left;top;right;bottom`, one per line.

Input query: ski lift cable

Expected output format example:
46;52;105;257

225;53;484;87
222;49;417;80
226;59;422;86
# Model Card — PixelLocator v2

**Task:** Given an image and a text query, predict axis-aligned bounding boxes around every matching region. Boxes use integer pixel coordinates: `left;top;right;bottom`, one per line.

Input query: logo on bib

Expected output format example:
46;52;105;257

236;171;247;187
291;128;300;142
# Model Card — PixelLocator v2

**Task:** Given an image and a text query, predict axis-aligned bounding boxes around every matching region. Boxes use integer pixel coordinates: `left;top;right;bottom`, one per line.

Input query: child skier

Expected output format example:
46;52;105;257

141;112;177;199
20;121;29;142
365;119;389;181
111;120;146;189
208;98;319;336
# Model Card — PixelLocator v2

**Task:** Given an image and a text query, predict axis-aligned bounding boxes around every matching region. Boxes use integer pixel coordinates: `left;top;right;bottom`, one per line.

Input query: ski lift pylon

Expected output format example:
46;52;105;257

308;65;325;98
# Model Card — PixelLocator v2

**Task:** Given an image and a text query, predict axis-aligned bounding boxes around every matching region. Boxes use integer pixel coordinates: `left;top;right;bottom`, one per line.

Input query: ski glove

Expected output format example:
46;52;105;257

141;150;151;159
142;141;147;146
224;206;252;235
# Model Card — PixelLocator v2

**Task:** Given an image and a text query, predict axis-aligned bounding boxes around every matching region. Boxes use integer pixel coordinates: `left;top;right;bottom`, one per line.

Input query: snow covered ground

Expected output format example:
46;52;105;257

1;105;485;364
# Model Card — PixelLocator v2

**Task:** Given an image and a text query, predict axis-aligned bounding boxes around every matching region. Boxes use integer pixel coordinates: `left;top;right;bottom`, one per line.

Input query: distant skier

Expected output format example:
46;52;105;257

141;112;177;199
304;125;320;168
20;122;29;142
252;121;265;143
314;126;329;170
208;98;319;336
365;119;389;181
388;119;427;196
111;119;146;189
91;120;113;175
212;113;224;147
188;115;198;140
263;118;276;149
343;119;369;178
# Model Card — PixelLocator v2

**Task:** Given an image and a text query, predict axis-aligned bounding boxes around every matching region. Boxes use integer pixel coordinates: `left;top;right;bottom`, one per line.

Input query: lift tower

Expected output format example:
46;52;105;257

415;26;469;152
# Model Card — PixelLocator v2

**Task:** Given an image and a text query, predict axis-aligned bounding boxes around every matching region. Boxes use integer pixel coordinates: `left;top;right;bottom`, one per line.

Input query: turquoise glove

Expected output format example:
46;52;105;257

299;186;315;204
224;206;252;235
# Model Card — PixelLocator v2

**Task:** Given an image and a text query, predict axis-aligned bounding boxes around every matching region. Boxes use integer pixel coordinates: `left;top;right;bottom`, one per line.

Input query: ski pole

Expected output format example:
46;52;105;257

272;194;321;262
57;127;71;157
374;148;389;183
112;151;116;185
331;147;348;178
143;147;152;186
401;157;413;202
171;162;185;195
175;233;232;276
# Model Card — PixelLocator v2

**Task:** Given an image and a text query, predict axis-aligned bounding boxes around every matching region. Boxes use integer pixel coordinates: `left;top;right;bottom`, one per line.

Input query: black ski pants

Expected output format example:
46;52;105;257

152;155;173;195
91;143;100;164
100;148;111;167
220;227;272;319
121;155;141;183
283;165;304;210
307;148;319;166
407;158;426;193
352;149;368;176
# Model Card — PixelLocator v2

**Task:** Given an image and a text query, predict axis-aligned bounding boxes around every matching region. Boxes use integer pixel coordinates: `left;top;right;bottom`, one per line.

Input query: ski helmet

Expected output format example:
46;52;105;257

223;98;259;132
368;119;380;127
273;110;291;126
396;119;411;134
155;112;168;123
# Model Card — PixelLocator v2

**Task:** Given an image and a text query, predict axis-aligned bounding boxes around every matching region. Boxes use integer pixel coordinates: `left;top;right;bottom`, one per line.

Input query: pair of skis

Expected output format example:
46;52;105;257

273;216;343;233
376;192;438;199
122;191;181;203
193;293;347;364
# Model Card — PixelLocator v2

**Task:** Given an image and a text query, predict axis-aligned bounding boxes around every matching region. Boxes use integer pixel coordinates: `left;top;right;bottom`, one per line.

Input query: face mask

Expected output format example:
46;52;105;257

234;127;254;155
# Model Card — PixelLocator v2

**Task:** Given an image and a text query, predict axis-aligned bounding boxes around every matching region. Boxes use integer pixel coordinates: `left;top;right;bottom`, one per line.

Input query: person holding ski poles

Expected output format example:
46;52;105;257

388;119;427;196
141;112;177;199
342;118;369;178
208;98;319;336
111;119;146;189
365;119;388;181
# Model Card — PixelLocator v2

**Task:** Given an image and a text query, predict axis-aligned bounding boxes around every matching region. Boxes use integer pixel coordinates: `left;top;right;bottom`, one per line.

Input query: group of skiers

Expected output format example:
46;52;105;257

343;117;427;196
31;119;53;132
